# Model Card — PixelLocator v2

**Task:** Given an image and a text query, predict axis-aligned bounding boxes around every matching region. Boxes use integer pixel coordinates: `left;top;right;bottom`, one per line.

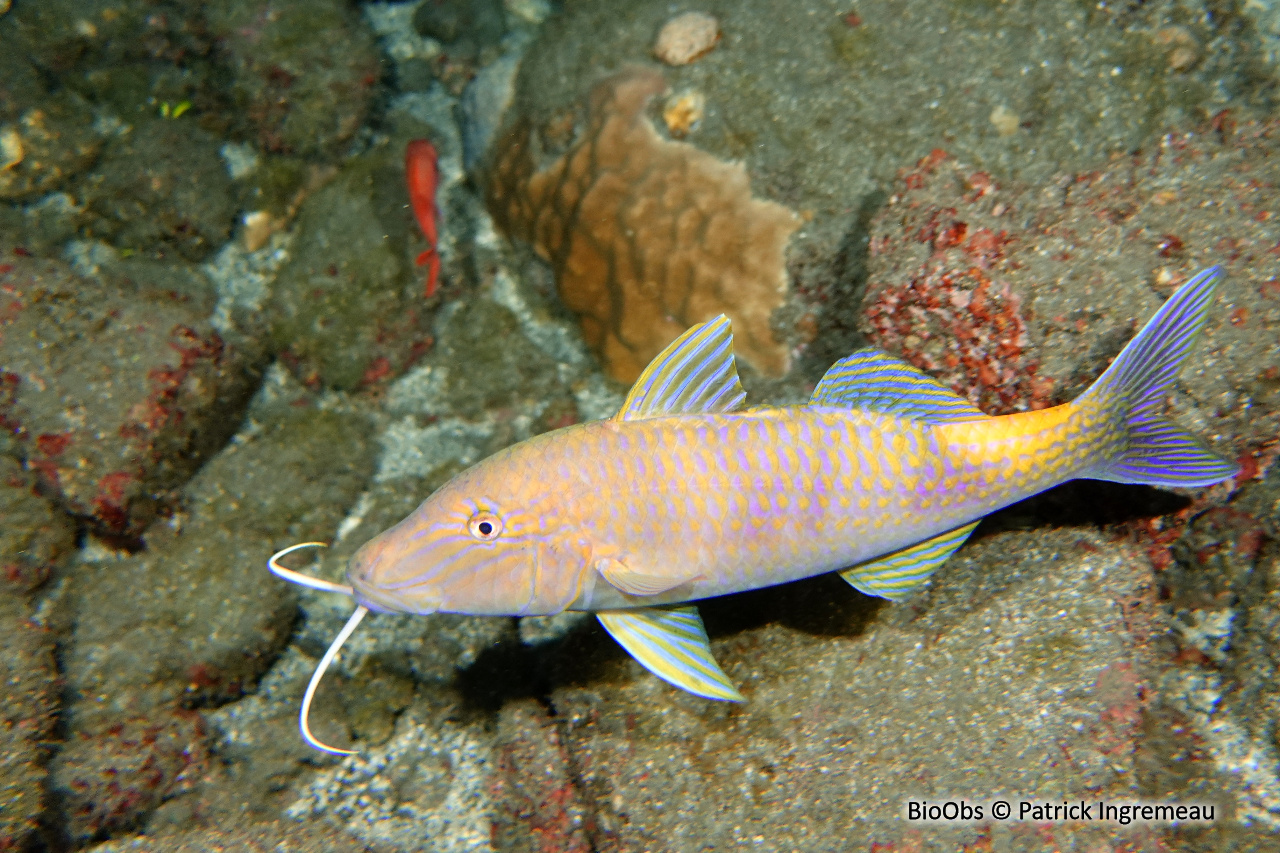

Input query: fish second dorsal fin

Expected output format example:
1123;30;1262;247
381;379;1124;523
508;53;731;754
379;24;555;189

616;315;747;421
839;521;979;600
811;348;986;424
597;605;745;701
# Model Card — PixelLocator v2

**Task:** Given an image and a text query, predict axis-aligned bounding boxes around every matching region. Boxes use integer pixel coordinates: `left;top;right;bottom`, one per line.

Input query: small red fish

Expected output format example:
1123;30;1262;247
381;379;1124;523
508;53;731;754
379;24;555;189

406;139;441;298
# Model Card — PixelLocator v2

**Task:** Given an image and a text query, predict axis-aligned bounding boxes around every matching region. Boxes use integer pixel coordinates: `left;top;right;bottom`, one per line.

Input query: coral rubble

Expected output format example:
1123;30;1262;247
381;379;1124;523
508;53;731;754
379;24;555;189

487;67;799;382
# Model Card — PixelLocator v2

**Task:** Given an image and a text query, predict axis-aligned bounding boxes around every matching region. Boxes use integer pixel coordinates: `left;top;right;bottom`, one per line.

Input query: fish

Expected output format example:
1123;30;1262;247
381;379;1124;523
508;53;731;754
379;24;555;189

271;266;1238;754
405;138;441;298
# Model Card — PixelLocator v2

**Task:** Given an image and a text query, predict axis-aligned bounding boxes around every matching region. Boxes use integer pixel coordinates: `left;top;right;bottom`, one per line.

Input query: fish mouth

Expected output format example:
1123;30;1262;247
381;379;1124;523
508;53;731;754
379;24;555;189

350;588;400;614
346;525;451;614
350;581;440;615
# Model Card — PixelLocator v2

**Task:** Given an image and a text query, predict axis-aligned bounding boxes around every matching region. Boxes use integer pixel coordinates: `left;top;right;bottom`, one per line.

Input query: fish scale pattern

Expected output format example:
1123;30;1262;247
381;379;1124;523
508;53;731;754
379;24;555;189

936;399;1122;510
358;392;1128;616
550;405;1074;609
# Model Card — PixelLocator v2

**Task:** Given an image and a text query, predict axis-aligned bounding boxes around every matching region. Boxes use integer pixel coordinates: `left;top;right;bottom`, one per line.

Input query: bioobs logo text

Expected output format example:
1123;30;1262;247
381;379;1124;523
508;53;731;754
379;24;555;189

904;798;1216;825
905;800;984;822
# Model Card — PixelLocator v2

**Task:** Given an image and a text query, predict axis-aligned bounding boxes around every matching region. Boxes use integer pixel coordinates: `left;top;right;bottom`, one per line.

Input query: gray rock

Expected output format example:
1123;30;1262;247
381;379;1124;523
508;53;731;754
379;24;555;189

0;252;261;537
0;89;103;202
0;594;58;850
80;118;236;262
205;0;381;159
546;529;1219;851
286;693;497;853
492;0;1275;391
53;404;377;839
856;123;1280;446
61;406;377;733
267;152;430;392
0;456;76;595
459;52;522;175
489;699;591;853
54;710;210;844
1157;462;1280;828
412;0;506;55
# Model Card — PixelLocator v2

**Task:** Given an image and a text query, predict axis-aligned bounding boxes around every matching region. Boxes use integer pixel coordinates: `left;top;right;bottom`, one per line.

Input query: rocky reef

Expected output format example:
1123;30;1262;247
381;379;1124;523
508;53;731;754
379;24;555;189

1;0;1279;850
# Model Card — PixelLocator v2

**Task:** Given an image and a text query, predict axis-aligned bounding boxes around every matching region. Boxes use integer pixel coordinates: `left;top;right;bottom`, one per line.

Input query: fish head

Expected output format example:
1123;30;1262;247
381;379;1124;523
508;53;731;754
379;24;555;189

347;448;591;617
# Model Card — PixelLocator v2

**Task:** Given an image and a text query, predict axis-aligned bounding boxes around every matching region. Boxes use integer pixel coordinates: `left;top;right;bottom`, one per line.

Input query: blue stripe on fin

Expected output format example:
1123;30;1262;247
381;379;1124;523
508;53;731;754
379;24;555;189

616;316;747;421
597;605;745;701
1100;414;1240;487
839;521;979;600
810;349;986;423
1077;267;1238;487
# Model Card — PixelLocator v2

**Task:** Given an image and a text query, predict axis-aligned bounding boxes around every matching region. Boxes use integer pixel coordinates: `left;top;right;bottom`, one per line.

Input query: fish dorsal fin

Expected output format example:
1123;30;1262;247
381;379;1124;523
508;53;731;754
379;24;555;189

596;557;702;596
596;605;745;701
839;521;979;600
810;348;985;424
616;315;747;421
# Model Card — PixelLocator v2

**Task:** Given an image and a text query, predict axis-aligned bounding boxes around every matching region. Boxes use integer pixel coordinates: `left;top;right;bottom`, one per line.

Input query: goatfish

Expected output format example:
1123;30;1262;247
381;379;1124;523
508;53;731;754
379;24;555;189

271;267;1237;754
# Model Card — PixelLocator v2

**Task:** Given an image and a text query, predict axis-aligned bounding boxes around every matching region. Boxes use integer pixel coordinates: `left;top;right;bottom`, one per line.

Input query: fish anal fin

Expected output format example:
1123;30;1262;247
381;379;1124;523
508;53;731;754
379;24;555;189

596;557;701;596
840;521;979;601
616;315;746;420
596;605;744;701
811;348;985;424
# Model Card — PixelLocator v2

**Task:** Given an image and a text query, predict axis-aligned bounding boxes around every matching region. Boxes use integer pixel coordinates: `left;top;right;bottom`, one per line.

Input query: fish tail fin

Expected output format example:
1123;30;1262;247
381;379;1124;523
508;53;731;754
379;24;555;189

1078;266;1238;488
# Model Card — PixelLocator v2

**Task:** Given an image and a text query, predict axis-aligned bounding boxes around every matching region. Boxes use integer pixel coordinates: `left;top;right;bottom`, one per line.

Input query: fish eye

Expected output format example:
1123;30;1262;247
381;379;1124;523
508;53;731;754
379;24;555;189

467;512;503;541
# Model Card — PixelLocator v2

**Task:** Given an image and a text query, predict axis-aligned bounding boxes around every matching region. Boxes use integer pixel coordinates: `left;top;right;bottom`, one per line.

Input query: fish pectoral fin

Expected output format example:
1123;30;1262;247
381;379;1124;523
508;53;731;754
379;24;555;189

596;605;744;701
839;521;979;601
596;557;701;596
615;315;746;420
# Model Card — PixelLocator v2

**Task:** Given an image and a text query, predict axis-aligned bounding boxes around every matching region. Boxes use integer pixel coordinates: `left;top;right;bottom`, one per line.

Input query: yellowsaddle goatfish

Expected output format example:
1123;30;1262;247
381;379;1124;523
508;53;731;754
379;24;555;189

271;267;1237;754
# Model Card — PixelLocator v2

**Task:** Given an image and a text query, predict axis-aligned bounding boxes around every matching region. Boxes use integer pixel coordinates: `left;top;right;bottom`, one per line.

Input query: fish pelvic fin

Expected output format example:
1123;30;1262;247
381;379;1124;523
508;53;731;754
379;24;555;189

597;605;744;701
1078;266;1238;488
